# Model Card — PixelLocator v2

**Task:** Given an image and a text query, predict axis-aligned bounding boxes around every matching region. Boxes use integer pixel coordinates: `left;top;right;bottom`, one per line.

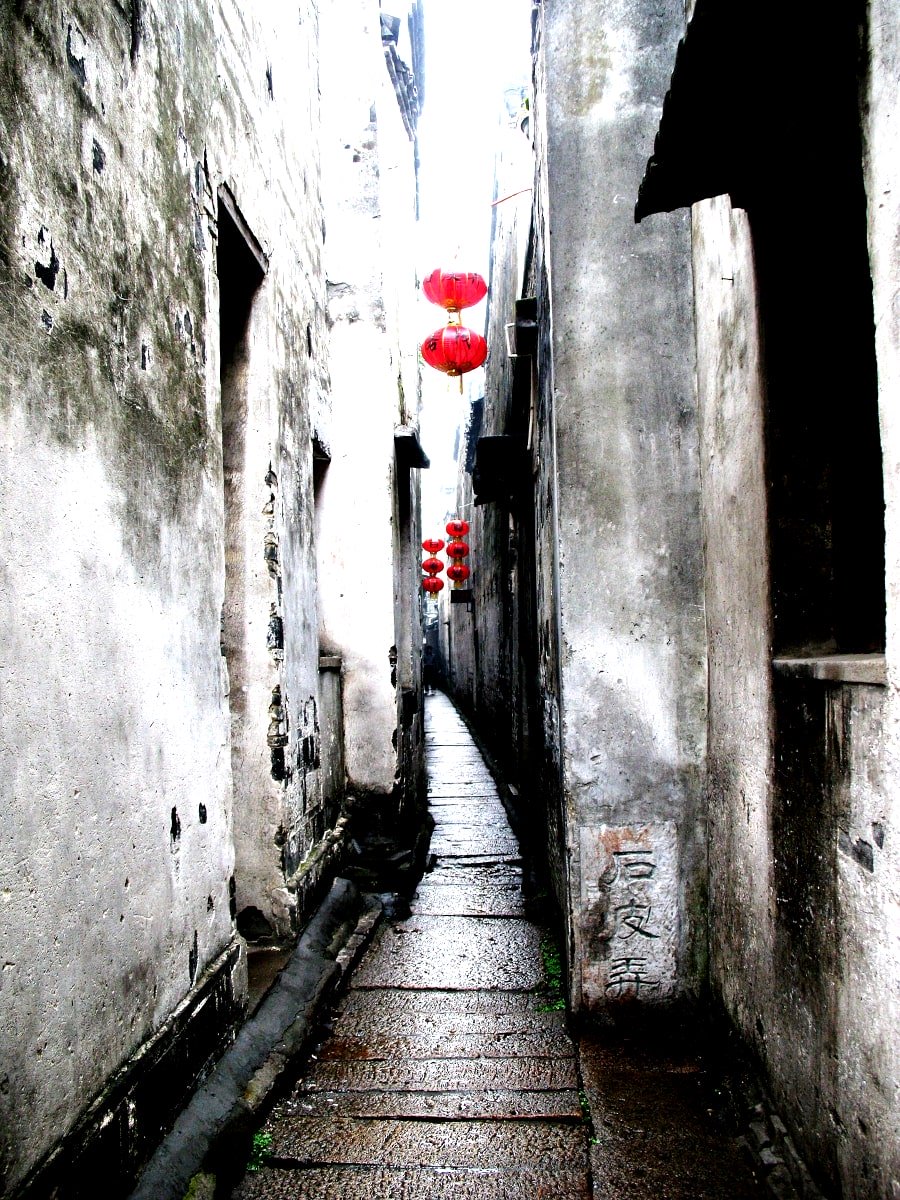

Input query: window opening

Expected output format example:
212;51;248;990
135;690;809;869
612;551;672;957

754;9;884;656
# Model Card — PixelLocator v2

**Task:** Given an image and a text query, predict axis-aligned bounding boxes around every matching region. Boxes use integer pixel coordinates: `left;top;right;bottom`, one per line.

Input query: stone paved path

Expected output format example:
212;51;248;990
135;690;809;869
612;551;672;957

234;691;591;1198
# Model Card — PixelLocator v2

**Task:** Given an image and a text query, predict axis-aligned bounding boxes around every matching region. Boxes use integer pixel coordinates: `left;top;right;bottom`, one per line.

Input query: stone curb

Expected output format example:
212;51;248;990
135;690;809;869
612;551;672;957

126;878;382;1200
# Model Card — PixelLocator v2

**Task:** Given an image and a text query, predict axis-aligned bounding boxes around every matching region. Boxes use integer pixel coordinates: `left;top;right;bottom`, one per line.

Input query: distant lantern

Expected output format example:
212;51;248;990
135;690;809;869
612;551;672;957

446;540;470;560
445;519;470;538
422;537;445;554
422;575;444;595
422;556;444;576
423;269;488;317
447;562;471;584
420;325;487;378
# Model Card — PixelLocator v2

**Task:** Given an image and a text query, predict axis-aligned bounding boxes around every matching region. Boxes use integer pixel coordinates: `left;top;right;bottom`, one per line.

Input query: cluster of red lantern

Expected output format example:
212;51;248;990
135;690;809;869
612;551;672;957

420;270;488;382
421;520;472;596
421;537;445;596
445;519;470;587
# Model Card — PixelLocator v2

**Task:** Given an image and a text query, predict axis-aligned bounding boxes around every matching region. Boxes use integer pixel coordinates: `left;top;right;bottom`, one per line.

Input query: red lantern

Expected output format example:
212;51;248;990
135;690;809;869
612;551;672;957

421;326;487;377
422;575;444;594
446;540;469;560
423;269;487;316
422;556;444;575
445;519;469;537
422;538;445;554
447;562;471;584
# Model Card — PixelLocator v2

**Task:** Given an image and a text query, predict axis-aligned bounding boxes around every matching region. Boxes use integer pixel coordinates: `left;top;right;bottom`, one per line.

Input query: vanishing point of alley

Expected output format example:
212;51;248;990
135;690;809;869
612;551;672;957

232;694;763;1200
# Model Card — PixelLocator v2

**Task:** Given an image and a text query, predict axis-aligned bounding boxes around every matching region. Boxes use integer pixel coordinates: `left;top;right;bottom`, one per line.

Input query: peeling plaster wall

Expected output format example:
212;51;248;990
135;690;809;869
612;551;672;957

0;0;329;1189
316;0;424;806
211;5;329;940
529;18;568;914
538;0;706;1012
691;2;900;1186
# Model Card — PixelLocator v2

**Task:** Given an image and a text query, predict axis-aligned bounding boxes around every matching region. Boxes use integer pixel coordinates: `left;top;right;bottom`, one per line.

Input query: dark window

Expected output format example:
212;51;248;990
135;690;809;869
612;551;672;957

753;7;884;656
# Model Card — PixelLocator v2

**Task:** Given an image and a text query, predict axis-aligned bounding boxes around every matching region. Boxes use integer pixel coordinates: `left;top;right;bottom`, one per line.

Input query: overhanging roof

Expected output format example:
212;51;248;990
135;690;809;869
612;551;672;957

636;0;851;223
634;0;786;222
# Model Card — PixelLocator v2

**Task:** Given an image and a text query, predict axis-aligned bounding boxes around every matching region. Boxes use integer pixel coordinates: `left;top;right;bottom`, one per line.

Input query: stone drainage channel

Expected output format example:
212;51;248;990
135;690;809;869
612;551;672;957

229;692;768;1200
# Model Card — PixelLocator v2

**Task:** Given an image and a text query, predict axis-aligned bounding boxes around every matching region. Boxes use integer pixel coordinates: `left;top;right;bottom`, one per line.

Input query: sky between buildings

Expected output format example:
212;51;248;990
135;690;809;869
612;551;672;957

415;0;532;535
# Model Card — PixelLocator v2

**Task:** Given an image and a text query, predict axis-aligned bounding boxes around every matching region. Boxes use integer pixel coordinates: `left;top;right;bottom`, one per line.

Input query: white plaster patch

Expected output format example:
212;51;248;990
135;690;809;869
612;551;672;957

579;822;679;1005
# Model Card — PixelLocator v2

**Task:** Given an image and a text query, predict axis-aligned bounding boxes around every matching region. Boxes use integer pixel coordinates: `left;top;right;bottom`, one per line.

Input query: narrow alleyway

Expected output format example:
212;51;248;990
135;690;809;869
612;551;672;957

231;693;766;1200
233;692;591;1197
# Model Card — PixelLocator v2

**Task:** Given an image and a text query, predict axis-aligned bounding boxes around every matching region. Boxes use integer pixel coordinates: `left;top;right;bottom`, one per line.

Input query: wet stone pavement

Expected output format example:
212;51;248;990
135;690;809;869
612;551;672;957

234;692;589;1198
233;692;766;1200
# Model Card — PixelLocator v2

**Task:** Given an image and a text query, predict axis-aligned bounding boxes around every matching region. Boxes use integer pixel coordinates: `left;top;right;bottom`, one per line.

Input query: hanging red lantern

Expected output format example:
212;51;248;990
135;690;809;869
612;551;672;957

421;325;487;377
422;575;444;594
422;556;444;576
445;519;469;538
423;269;488;316
446;540;469;560
422;537;445;554
447;562;471;584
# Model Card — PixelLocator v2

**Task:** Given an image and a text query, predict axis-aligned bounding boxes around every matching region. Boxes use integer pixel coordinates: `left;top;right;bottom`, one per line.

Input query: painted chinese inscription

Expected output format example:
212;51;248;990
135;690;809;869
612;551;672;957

579;823;678;1006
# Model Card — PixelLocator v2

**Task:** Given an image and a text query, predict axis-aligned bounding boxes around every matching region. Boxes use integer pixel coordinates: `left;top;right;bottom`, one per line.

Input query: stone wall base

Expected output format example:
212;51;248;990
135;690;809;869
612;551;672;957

13;939;246;1200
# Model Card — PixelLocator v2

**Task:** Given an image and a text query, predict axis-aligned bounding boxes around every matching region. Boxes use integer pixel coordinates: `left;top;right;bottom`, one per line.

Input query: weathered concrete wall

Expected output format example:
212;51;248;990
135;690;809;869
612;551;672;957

316;0;425;813
216;3;330;939
529;17;569;916
691;195;772;1038
539;0;706;1011
0;0;331;1190
445;118;531;747
691;0;900;1182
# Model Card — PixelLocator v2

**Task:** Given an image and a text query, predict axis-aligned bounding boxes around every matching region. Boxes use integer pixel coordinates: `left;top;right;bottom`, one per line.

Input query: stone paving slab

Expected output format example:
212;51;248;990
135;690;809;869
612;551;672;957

328;1003;571;1041
424;798;505;812
427;854;522;870
416;862;523;888
426;786;497;798
424;809;507;822
412;881;527;917
430;815;513;830
304;1055;580;1093
353;918;542;990
429;832;519;857
427;748;494;758
284;1088;583;1120
235;1164;591;1199
265;1115;589;1170
429;828;516;846
425;770;494;782
424;811;509;825
425;759;492;773
338;987;542;1017
315;1015;573;1061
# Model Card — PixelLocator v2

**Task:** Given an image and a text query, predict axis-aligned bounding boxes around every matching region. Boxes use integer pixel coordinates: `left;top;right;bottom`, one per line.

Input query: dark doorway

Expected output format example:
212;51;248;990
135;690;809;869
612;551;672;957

217;187;266;926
